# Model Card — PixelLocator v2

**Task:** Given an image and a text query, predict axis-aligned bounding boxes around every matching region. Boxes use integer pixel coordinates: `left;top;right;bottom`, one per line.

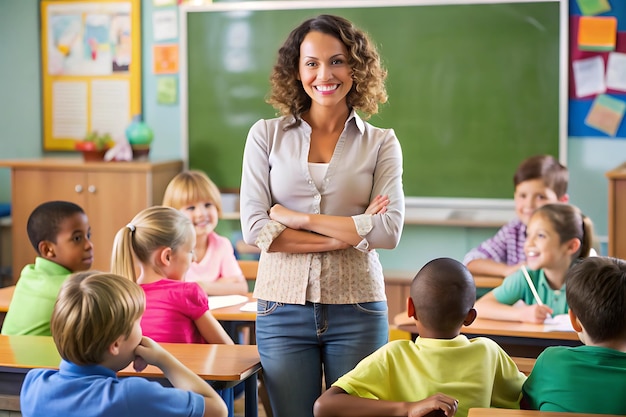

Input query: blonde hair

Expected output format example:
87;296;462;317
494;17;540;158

51;271;145;365
162;170;223;217
111;206;194;282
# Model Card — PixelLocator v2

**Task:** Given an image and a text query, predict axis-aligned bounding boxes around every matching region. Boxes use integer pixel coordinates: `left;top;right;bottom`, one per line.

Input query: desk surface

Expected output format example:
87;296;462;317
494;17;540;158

397;318;578;342
211;294;256;322
0;286;14;313
468;408;621;417
0;334;261;382
462;318;579;341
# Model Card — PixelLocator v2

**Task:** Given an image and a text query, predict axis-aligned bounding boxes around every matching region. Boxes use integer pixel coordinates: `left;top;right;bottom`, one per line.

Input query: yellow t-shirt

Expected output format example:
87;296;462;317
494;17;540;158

333;335;526;417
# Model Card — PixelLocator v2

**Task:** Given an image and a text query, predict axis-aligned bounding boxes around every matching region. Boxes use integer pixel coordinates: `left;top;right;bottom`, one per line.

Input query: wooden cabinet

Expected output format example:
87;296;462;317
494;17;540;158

0;159;183;282
606;163;626;260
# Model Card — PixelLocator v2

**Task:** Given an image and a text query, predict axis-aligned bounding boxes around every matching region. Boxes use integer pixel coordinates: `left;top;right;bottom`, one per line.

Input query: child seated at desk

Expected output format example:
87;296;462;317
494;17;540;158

111;206;236;416
475;203;594;324
313;257;526;417
162;170;247;296
20;271;228;417
464;154;569;278
522;256;626;415
1;201;93;336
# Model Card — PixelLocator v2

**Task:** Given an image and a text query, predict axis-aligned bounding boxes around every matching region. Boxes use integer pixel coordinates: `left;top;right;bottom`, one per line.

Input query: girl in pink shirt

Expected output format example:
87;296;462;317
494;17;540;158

110;206;233;346
163;170;248;296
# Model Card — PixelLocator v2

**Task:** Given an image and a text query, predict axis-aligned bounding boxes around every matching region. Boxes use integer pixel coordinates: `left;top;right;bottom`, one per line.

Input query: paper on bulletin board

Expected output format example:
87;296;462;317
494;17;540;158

568;16;626;99
47;3;132;75
585;94;626;136
91;80;130;140
576;0;611;16
153;9;178;41
606;52;626;92
573;56;606;97
157;76;178;105
51;81;88;139
578;16;617;51
153;44;179;74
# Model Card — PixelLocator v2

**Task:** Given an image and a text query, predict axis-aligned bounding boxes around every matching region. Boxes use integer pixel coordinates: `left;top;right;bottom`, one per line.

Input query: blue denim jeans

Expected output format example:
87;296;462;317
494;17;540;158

256;300;388;417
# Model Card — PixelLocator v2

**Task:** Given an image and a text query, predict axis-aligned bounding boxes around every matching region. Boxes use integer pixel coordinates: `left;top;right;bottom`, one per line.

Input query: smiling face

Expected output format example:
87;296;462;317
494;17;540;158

46;212;94;272
524;212;575;272
298;31;353;112
513;179;561;225
180;200;218;241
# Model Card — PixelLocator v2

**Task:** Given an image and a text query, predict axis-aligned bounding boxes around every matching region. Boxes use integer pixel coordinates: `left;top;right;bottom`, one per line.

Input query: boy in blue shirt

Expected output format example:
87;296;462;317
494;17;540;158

522;256;626;414
1;201;93;335
20;271;228;417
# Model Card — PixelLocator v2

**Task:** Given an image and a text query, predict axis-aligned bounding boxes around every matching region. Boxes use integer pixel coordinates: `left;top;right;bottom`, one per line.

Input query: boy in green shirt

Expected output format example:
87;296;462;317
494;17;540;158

523;256;626;414
1;200;93;335
314;257;526;417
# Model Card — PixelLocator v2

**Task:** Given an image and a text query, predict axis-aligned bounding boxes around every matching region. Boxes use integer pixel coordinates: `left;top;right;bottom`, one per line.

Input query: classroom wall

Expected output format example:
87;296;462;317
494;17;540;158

0;0;623;272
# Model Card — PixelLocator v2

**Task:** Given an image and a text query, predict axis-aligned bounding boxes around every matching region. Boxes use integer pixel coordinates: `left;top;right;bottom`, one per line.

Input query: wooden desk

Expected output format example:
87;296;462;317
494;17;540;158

463;318;580;358
211;294;256;322
397;318;581;358
0;335;261;417
469;408;622;417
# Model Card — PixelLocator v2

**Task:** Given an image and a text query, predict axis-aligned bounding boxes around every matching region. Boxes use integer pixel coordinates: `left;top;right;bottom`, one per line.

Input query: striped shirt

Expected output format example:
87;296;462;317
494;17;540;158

463;218;526;266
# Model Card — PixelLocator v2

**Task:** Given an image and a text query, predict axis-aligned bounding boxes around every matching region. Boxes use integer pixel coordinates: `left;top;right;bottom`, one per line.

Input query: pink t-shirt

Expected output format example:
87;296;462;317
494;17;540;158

185;232;243;285
140;279;208;344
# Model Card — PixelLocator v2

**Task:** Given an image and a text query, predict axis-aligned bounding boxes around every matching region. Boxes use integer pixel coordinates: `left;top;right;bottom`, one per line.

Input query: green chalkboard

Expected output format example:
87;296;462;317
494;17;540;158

185;1;562;198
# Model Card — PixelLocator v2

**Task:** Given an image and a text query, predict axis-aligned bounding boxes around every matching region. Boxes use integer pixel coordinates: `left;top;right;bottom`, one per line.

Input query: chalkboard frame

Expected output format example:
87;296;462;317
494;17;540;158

178;0;568;207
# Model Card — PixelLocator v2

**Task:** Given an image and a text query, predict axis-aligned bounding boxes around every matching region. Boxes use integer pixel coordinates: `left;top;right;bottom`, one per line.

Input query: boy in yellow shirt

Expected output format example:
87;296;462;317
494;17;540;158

314;258;526;417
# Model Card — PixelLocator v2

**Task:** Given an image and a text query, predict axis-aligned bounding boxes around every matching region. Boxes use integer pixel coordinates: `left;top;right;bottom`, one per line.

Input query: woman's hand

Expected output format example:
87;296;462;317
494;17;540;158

269;204;309;230
365;195;389;215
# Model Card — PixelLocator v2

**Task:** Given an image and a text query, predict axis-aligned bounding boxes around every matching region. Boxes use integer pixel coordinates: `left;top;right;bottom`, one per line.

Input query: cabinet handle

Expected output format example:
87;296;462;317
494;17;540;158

88;185;96;193
74;185;83;193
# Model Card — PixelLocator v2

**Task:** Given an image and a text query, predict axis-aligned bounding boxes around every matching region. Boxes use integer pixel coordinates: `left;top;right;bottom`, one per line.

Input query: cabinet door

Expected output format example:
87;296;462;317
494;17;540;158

85;171;149;272
11;169;88;278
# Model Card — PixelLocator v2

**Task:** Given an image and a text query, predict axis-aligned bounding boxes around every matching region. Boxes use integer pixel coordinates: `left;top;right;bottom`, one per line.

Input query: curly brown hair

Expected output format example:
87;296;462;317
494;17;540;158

267;14;388;127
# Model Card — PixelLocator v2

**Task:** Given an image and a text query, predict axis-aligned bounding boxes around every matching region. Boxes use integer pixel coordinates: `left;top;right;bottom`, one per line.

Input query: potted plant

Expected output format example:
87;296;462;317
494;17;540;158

75;131;114;162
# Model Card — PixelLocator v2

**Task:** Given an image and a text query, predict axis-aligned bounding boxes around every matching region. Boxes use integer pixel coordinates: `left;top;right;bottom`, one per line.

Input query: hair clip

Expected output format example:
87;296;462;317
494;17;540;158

126;223;136;232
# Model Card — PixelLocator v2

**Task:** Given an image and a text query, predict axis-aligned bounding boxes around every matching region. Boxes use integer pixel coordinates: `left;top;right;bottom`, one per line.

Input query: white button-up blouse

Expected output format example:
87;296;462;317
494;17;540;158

240;111;405;305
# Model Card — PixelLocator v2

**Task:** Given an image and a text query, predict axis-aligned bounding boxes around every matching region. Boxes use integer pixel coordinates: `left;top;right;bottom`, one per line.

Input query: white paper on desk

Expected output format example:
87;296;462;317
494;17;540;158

573;56;606;98
606;52;626;92
240;302;258;312
543;314;575;332
208;295;249;310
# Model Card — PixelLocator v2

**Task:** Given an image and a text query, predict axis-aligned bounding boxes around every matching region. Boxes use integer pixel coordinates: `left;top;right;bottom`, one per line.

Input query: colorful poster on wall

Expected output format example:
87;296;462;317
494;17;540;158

42;0;141;151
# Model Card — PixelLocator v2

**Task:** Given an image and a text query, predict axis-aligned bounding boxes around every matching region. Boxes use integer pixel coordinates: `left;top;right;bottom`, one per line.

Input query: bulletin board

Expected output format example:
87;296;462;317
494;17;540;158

568;0;626;138
180;0;567;199
41;0;141;151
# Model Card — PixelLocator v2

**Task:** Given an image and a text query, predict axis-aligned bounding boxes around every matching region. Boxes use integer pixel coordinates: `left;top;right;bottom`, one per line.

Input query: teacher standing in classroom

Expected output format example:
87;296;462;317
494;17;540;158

240;14;405;417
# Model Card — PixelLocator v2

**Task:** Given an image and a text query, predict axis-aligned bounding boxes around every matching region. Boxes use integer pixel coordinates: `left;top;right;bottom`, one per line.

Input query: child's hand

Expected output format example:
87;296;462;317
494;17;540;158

365;194;389;215
503;262;525;277
407;393;458;417
134;336;168;369
269;204;308;230
519;304;554;324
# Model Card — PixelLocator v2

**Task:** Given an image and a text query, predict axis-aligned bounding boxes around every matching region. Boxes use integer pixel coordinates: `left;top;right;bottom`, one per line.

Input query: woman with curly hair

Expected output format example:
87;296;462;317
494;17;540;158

240;14;405;417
